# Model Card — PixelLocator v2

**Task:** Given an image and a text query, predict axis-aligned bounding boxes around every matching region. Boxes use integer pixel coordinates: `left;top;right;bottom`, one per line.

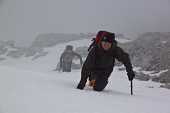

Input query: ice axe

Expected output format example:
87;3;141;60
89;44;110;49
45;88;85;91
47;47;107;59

130;80;133;95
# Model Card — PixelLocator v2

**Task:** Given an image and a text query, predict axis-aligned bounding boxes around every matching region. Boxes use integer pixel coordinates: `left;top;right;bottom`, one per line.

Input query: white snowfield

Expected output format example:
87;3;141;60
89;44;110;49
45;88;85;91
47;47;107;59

0;39;170;113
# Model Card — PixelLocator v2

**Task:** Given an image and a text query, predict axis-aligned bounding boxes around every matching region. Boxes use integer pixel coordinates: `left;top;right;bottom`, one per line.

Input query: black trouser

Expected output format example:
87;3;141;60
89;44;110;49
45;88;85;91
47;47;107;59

92;73;110;91
62;62;72;72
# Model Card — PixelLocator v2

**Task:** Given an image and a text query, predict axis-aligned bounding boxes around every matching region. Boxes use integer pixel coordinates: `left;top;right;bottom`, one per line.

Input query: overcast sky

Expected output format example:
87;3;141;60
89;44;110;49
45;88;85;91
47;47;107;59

0;0;170;47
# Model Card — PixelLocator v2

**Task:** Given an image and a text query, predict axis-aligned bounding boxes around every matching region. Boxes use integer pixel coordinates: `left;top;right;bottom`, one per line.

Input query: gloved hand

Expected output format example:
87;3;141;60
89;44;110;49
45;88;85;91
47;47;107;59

77;84;84;90
127;71;135;81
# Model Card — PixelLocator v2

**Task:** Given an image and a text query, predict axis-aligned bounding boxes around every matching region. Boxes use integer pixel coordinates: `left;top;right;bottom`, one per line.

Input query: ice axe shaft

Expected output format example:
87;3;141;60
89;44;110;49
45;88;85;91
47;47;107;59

131;80;133;95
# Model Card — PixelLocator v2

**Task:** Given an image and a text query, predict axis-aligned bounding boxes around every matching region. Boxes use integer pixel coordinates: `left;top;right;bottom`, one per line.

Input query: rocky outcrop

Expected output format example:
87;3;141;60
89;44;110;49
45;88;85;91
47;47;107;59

0;40;14;50
32;52;49;60
0;48;8;55
6;47;45;59
165;83;170;89
25;47;44;57
134;71;150;81
31;33;95;48
6;47;28;58
74;46;89;59
0;57;5;60
118;32;170;90
120;32;170;72
160;83;170;89
151;70;170;83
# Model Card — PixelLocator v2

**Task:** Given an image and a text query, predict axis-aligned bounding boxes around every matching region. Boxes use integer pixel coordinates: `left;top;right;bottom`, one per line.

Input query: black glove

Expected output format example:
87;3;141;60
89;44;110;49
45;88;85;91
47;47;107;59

127;71;135;81
77;84;84;90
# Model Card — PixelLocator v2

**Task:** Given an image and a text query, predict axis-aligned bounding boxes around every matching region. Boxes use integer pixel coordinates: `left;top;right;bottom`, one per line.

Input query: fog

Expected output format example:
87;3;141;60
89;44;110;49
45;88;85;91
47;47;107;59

0;0;170;47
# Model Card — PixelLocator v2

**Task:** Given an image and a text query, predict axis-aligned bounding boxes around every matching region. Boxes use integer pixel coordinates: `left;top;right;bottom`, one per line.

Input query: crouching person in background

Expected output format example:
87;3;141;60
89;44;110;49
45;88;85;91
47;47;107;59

55;45;83;72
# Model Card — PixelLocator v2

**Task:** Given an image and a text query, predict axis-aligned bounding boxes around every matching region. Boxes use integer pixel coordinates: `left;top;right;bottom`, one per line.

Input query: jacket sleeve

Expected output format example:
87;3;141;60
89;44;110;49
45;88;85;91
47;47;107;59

78;48;96;87
115;46;134;75
73;52;83;65
60;52;65;68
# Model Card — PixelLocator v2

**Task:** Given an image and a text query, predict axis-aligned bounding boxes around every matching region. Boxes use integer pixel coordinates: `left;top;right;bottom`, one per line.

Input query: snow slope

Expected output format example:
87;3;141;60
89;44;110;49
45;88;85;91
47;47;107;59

0;39;170;113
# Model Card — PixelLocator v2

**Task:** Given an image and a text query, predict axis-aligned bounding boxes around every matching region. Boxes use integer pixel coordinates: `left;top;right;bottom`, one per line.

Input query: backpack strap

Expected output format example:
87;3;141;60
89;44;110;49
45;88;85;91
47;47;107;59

94;46;99;65
113;47;117;57
88;38;95;51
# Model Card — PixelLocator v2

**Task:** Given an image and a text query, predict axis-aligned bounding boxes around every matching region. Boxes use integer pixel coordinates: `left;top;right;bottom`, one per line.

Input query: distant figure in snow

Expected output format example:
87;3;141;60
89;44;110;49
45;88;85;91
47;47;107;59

55;45;83;72
77;31;135;91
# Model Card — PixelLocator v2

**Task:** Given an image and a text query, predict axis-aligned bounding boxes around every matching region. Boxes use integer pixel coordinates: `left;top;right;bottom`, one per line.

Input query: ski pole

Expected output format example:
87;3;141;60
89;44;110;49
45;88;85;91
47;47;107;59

131;80;133;95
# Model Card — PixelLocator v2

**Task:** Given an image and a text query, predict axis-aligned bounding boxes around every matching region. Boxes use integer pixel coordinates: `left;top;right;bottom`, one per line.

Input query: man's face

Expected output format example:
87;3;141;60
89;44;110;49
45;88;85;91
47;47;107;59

101;41;112;50
67;50;72;53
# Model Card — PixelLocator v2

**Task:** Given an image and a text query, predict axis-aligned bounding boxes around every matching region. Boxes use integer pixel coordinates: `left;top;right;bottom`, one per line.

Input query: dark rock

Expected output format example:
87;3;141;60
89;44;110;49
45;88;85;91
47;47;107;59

134;71;150;81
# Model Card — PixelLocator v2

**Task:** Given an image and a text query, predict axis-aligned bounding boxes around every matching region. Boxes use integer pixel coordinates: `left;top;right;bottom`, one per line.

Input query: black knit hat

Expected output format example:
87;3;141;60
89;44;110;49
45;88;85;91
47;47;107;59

101;33;115;43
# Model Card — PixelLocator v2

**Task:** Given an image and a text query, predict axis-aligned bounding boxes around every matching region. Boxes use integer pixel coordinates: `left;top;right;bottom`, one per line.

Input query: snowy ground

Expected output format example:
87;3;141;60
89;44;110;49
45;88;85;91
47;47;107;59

0;39;170;113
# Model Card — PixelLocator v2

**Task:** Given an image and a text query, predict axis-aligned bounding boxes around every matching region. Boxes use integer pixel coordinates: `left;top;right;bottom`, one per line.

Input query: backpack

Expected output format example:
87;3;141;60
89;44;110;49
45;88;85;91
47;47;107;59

87;31;117;64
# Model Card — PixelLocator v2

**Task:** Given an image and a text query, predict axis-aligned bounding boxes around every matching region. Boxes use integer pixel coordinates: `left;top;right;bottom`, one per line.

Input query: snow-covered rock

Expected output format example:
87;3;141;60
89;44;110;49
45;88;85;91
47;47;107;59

30;33;95;48
0;40;14;50
121;32;170;72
